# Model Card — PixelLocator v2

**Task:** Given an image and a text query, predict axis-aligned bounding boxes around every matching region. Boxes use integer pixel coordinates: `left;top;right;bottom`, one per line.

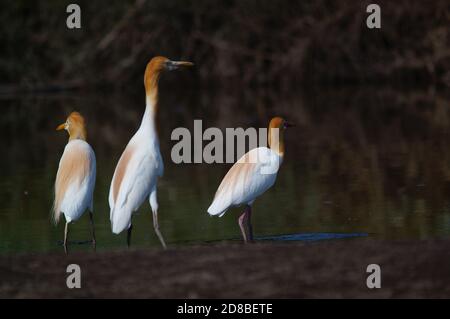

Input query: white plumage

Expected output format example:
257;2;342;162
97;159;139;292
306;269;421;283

207;116;292;243
109;106;163;235
57;140;96;223
53;111;96;254
108;56;193;248
208;147;281;217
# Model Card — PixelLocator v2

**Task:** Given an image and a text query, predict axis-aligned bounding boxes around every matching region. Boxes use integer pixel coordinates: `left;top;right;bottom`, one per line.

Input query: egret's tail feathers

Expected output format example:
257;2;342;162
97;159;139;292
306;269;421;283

207;201;228;217
110;207;132;235
112;222;127;235
52;201;61;225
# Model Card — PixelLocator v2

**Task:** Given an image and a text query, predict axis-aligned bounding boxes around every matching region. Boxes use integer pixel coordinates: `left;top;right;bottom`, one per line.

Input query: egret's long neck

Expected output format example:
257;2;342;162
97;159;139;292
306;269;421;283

142;70;161;142
268;127;285;157
68;127;87;141
140;98;159;143
145;69;160;108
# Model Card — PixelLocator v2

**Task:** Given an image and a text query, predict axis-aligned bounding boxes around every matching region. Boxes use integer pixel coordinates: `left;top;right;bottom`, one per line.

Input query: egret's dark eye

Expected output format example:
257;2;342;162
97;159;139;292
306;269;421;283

165;61;177;71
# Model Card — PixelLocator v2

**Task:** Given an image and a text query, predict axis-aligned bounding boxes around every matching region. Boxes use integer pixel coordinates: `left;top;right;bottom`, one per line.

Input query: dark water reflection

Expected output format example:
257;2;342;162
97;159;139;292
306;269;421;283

259;233;368;242
1;85;449;253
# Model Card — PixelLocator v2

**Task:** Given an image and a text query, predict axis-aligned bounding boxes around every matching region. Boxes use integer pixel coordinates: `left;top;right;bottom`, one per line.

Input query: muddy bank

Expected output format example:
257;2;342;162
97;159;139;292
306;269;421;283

1;239;450;298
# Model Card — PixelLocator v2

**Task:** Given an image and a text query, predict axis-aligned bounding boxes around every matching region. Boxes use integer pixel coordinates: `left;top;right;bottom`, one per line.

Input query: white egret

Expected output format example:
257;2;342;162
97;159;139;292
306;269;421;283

109;56;193;248
208;117;293;242
54;112;97;254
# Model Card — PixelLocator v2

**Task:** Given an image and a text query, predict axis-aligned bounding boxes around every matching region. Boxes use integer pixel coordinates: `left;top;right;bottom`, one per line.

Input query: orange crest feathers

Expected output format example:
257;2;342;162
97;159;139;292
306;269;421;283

63;111;87;141
68;111;85;127
143;56;193;103
144;56;170;98
269;117;286;130
268;117;287;156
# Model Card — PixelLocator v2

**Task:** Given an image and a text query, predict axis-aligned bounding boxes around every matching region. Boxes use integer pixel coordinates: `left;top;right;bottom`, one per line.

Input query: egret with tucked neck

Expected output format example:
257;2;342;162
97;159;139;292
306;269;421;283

54;112;97;254
109;56;193;248
207;117;293;243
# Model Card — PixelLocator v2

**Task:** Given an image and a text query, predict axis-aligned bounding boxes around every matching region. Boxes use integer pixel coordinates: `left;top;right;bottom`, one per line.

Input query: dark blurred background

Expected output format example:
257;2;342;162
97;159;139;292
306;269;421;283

0;0;448;92
0;0;449;253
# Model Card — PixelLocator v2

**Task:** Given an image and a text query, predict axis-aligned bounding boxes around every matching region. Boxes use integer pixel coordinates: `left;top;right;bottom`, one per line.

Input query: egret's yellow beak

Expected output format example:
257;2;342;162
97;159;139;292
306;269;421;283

166;60;194;70
174;61;194;67
56;123;66;131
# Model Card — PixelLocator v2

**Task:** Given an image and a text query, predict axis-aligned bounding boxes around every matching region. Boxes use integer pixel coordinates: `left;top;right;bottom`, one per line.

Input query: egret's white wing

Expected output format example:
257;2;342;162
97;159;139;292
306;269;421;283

155;144;164;177
207;147;281;217
54;140;96;223
109;141;162;234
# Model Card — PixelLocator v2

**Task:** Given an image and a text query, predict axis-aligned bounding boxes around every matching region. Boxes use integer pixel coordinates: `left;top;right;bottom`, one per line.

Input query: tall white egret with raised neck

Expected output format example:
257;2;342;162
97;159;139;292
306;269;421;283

54;112;97;254
207;117;293;243
109;56;193;248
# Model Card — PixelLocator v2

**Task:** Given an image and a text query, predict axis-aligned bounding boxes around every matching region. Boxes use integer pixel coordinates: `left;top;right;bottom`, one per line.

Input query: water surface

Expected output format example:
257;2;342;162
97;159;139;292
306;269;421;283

1;86;449;254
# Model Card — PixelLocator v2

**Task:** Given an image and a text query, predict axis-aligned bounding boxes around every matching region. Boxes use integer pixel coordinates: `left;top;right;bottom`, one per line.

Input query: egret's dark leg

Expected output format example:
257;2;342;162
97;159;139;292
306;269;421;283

64;222;69;255
89;212;96;251
127;224;133;248
247;205;254;242
152;210;167;249
238;205;253;243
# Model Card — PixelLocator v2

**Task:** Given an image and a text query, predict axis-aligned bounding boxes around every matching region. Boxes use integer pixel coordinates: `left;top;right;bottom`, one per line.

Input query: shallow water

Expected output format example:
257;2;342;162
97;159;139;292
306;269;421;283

1;85;449;254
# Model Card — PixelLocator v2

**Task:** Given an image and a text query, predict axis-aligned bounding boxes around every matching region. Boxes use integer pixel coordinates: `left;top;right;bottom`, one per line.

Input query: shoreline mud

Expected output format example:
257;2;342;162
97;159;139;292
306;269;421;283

1;239;449;298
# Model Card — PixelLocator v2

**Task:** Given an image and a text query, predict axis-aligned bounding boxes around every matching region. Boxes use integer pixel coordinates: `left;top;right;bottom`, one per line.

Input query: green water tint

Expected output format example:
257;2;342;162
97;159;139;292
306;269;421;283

1;87;449;254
